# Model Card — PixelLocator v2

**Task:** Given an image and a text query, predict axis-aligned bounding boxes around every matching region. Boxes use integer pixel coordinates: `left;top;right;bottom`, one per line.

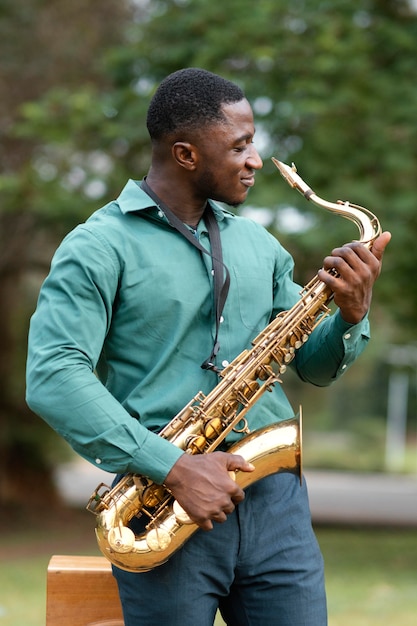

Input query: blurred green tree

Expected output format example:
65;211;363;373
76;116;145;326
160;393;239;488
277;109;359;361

14;0;417;327
0;0;131;506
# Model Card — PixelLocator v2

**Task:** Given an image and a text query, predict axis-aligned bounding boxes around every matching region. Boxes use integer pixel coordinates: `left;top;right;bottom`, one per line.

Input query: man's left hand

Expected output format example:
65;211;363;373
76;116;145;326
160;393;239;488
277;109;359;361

318;231;391;325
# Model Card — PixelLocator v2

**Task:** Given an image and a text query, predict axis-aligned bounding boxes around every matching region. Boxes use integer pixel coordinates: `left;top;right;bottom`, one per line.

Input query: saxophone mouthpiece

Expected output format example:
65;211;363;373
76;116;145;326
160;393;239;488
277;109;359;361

271;158;314;200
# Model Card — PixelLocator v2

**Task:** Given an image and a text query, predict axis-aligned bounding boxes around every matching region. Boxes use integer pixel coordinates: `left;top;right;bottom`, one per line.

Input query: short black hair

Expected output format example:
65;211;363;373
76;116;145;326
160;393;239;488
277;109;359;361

146;68;245;141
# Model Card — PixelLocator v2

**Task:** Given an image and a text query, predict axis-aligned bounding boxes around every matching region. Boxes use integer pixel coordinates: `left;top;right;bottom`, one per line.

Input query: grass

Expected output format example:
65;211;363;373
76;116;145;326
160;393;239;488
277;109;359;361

0;506;98;626
317;526;417;626
1;507;416;625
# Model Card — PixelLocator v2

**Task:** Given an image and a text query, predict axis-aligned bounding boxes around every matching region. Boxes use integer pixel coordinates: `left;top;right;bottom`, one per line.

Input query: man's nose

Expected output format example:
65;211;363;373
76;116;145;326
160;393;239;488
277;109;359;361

247;145;263;170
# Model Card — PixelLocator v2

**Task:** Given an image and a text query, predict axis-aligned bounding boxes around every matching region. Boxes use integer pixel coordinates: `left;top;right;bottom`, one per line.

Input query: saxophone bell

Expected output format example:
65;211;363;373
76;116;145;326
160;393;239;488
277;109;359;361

91;415;302;573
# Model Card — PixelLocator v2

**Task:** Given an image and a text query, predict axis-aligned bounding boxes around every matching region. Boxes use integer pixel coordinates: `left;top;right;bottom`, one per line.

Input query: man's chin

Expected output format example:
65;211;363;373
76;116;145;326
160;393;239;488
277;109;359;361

224;192;249;208
225;200;243;208
212;190;248;208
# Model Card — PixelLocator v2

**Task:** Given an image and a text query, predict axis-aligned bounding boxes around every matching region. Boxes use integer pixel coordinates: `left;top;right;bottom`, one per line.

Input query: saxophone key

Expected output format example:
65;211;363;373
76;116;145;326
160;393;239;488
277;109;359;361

235;380;259;405
172;500;194;525
204;416;223;440
108;525;135;553
146;527;172;552
219;399;239;417
284;350;294;363
256;363;274;380
141;483;167;508
185;434;207;454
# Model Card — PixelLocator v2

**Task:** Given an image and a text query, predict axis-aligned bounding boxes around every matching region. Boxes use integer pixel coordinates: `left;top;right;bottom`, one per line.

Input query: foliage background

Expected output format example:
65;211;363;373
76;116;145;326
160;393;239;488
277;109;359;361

1;0;417;506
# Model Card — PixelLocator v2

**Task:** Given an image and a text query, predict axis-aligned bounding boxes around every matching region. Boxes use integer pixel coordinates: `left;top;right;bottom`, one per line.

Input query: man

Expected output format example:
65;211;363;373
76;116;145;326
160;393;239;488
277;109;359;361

26;68;390;625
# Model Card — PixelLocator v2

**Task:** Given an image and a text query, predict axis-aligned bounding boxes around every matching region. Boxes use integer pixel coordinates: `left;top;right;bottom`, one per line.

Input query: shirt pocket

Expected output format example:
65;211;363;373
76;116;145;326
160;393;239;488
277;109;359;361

231;266;273;331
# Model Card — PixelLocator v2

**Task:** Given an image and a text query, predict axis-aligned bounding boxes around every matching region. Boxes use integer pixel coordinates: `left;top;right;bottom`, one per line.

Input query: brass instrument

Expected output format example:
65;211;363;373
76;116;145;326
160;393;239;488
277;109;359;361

87;160;381;572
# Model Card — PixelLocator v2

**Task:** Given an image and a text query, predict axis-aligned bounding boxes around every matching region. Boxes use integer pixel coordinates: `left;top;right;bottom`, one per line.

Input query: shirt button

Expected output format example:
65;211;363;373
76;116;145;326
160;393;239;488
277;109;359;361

158;210;164;218
344;333;351;340
220;316;224;323
222;360;229;367
95;458;102;465
341;364;347;370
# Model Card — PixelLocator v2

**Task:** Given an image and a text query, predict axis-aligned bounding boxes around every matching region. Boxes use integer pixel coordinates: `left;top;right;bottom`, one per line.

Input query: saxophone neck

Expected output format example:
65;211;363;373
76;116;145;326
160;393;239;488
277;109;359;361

271;158;382;247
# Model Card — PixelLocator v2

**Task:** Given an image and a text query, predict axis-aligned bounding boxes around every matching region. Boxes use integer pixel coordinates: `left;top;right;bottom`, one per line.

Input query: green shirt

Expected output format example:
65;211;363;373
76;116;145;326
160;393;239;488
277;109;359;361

26;179;370;484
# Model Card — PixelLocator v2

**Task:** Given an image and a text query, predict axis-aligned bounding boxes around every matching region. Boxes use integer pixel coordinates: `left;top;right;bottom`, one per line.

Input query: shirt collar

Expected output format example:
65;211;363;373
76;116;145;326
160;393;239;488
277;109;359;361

116;179;235;223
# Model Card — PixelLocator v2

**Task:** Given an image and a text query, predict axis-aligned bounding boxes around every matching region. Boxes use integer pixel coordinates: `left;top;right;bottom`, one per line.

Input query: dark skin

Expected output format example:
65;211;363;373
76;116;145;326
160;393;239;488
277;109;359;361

146;98;391;531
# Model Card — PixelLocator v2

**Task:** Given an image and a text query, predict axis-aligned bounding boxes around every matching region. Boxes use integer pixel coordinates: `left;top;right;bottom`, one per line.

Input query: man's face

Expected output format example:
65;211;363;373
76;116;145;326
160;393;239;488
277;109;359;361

193;98;263;207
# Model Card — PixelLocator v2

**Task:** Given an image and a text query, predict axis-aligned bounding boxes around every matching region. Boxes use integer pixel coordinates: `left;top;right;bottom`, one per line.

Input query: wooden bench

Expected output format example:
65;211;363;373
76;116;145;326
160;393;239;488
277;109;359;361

46;555;124;626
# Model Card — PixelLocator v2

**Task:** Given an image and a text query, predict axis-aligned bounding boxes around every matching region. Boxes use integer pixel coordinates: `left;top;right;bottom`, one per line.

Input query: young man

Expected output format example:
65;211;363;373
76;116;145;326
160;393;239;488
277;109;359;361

26;68;390;625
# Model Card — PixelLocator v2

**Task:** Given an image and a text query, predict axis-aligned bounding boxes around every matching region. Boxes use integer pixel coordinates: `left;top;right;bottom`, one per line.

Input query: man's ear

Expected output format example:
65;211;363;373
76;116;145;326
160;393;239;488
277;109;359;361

172;142;198;170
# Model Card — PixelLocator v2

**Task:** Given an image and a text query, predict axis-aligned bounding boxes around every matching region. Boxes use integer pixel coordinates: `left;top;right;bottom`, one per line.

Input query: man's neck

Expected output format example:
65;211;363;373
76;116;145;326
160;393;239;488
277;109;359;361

145;172;207;227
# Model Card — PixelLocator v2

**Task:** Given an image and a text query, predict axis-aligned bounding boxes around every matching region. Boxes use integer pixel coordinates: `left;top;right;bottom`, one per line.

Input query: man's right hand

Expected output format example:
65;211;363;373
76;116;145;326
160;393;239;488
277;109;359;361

164;452;255;530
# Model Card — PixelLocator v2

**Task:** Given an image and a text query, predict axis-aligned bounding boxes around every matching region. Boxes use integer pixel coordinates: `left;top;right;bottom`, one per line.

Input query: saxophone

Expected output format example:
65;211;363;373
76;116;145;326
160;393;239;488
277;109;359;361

87;160;381;572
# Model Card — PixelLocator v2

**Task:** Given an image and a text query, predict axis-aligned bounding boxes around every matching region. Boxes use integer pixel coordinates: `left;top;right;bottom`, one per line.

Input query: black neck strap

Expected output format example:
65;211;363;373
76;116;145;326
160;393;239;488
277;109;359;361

140;179;230;372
